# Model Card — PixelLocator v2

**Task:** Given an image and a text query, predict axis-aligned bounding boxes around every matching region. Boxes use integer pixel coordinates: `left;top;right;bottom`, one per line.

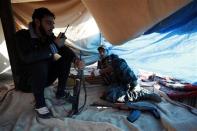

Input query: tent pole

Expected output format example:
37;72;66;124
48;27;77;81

0;0;18;88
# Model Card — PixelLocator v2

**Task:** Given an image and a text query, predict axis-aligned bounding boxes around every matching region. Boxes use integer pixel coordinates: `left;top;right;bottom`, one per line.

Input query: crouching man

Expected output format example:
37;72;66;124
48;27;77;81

91;45;161;103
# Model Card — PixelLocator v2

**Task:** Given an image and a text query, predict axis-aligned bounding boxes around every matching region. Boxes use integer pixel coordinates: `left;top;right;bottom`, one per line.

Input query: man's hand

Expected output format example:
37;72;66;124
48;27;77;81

53;53;62;61
91;69;100;76
54;32;67;48
74;58;85;69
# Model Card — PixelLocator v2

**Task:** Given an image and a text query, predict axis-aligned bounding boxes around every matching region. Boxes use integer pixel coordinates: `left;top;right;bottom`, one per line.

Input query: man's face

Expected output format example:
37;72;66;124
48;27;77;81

99;49;106;58
39;16;55;36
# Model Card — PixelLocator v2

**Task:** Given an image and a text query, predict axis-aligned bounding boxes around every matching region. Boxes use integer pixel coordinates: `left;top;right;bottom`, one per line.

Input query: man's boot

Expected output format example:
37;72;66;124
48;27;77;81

126;89;162;102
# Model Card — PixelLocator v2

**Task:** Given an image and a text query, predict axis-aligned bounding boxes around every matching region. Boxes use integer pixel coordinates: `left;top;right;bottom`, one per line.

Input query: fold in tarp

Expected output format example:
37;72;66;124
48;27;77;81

12;0;191;44
82;0;191;44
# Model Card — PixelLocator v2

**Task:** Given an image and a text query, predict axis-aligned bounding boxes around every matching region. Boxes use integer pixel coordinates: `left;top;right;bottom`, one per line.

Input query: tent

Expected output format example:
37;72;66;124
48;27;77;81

0;0;197;131
1;0;196;83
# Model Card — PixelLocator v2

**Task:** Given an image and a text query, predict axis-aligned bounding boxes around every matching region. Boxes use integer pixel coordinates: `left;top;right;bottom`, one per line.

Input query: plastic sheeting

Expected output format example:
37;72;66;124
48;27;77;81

101;1;197;84
82;0;190;44
0;20;10;74
1;0;196;84
1;84;197;131
68;0;197;84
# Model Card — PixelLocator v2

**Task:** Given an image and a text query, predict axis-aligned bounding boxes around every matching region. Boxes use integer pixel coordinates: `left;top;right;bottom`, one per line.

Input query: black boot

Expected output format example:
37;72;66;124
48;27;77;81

126;89;161;102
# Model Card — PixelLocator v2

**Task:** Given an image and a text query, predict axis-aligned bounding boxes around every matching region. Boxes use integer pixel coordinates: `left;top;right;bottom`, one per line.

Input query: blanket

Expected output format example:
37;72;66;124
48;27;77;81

0;83;197;131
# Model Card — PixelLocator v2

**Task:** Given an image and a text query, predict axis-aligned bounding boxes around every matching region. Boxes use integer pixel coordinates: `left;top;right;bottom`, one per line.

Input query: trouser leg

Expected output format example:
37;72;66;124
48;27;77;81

47;46;75;97
104;83;161;103
56;57;72;95
28;61;49;108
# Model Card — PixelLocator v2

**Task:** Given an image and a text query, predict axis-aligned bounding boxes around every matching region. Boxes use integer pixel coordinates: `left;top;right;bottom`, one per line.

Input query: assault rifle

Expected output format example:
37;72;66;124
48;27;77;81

69;51;87;116
90;101;160;120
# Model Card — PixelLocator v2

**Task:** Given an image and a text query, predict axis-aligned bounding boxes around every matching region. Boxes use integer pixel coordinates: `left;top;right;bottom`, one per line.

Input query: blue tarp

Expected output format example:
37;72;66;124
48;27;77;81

99;1;197;84
76;1;196;84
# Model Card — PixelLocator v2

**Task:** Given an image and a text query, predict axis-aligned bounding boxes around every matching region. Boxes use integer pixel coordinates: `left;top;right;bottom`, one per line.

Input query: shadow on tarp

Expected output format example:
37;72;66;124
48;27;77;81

145;0;197;35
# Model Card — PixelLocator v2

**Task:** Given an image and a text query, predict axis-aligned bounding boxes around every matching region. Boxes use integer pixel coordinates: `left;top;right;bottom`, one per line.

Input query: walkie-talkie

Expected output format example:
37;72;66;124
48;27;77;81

60;24;69;38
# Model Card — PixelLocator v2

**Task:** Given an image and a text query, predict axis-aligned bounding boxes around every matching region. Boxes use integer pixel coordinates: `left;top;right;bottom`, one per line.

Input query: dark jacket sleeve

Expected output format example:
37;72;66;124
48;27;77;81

97;60;101;69
111;54;137;84
15;30;53;64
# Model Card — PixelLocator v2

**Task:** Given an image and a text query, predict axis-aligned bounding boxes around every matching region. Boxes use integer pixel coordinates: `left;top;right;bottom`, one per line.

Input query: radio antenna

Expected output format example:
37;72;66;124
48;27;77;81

64;24;69;33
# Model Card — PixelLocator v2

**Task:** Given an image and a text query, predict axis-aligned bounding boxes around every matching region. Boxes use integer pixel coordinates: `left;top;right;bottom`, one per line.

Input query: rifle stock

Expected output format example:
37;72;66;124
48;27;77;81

72;78;81;114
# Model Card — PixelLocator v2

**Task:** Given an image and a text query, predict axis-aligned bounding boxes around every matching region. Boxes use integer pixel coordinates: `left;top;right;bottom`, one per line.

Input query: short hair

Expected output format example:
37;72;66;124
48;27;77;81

97;45;106;51
32;7;55;21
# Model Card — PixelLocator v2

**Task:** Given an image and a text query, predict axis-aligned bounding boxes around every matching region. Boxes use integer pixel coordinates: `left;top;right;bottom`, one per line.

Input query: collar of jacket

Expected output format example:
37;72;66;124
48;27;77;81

28;22;39;39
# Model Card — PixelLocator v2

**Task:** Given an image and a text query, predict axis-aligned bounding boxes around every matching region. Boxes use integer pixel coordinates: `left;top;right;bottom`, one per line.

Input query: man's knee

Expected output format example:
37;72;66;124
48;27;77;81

30;61;48;76
17;62;49;93
27;62;49;88
59;46;75;62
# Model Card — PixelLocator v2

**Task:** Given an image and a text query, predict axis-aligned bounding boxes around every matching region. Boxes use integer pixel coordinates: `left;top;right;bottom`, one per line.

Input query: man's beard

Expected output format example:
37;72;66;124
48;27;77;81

39;25;54;43
39;25;48;37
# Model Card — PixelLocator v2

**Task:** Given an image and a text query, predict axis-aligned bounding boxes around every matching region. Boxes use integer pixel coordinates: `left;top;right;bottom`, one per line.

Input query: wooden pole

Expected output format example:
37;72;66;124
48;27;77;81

0;0;18;88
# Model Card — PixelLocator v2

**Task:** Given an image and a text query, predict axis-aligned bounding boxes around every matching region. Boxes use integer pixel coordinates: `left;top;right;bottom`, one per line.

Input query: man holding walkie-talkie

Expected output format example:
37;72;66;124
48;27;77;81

15;7;84;119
